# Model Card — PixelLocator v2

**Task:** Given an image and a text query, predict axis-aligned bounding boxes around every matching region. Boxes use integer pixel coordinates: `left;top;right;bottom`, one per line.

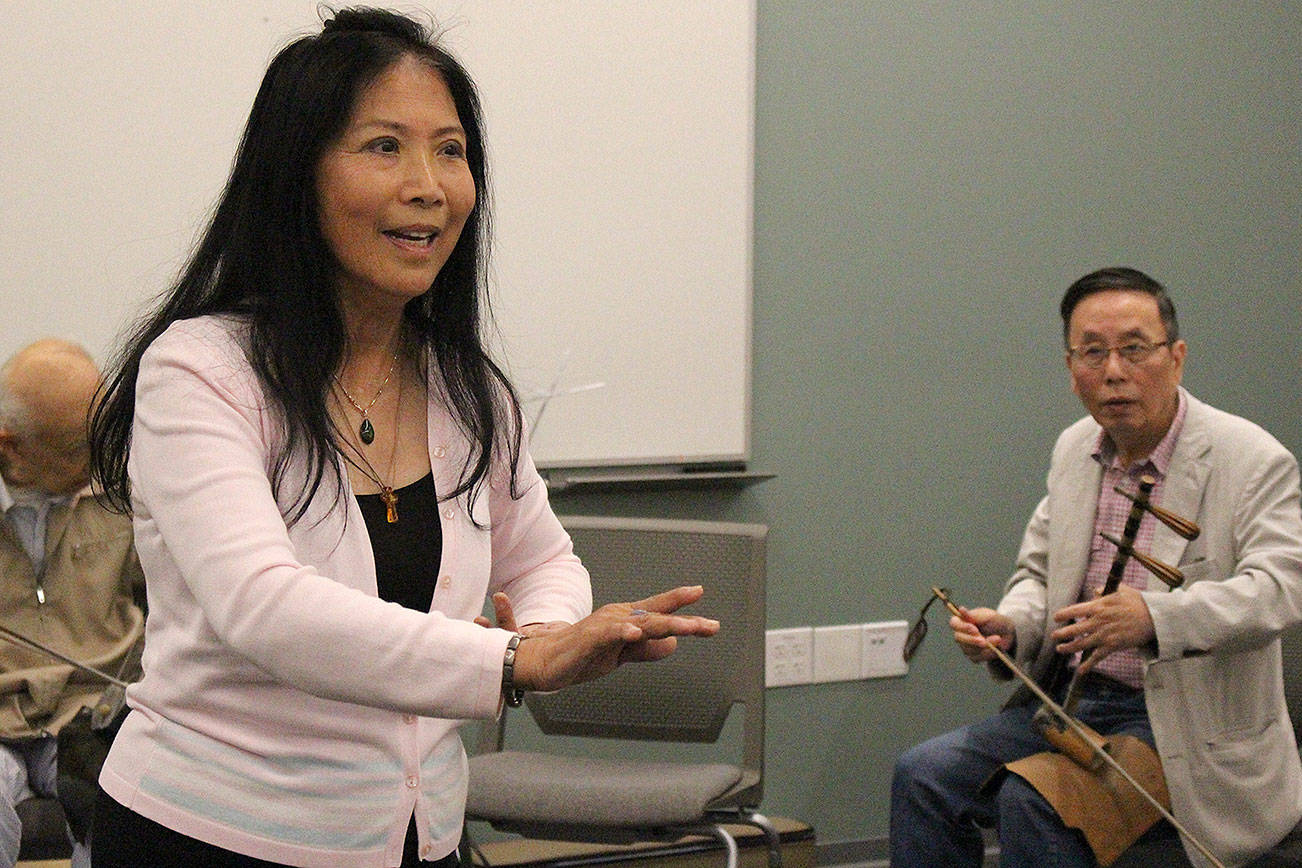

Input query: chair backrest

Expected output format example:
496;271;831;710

524;516;767;798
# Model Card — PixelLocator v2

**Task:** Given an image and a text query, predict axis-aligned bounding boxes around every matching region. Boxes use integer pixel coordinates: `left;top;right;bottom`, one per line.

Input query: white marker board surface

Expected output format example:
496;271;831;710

1;1;753;469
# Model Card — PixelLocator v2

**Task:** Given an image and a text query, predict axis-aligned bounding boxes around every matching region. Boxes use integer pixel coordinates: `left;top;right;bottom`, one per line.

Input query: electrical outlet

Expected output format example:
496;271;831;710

861;620;909;678
813;624;863;683
765;627;813;687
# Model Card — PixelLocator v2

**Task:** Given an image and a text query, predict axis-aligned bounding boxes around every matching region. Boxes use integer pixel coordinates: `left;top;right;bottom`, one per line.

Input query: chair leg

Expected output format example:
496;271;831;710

742;811;781;868
707;809;782;868
688;824;739;868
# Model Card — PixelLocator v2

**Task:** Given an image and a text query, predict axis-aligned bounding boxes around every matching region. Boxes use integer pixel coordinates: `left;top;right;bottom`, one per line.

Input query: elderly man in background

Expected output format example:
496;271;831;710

0;339;144;868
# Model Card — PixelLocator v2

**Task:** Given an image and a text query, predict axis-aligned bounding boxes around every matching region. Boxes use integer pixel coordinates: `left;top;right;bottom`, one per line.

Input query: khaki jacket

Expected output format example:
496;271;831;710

0;485;144;741
998;391;1302;867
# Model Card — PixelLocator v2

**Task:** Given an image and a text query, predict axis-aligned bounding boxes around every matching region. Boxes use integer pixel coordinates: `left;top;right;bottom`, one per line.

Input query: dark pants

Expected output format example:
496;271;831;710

92;787;459;868
890;676;1180;867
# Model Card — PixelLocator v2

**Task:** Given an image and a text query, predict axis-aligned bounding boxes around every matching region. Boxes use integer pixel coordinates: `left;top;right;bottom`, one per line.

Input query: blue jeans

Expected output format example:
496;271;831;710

889;677;1175;868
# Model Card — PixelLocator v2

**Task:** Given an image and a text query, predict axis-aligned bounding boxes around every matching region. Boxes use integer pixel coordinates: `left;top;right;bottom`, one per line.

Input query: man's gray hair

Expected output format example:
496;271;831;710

0;354;32;436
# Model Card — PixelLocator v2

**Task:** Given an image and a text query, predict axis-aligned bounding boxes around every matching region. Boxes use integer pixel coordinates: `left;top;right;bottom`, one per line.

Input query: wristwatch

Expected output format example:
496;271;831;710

502;633;526;707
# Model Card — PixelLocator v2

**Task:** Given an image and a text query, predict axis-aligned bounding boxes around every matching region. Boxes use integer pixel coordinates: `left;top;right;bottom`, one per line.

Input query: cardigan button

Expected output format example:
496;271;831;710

433;445;447;459
406;776;418;789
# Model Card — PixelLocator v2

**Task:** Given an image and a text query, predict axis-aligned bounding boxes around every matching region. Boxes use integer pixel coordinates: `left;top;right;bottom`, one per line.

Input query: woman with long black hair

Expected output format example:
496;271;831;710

88;9;716;867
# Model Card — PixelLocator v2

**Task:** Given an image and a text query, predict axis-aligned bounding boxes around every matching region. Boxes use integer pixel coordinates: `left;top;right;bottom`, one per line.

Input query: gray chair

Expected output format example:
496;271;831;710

465;516;775;868
1111;619;1302;867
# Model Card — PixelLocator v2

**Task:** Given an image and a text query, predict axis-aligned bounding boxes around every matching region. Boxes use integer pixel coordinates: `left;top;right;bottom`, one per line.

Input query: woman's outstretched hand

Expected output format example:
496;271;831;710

479;585;719;693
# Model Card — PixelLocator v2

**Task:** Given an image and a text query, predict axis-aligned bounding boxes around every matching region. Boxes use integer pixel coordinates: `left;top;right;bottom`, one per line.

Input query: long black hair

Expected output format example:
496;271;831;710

90;7;523;524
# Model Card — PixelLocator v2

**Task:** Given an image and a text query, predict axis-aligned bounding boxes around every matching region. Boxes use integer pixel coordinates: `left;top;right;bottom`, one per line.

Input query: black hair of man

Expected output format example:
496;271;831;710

1059;267;1179;346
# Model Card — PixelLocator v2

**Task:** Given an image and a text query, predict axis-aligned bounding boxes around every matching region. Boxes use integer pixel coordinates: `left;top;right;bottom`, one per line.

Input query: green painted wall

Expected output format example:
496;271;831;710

479;1;1302;849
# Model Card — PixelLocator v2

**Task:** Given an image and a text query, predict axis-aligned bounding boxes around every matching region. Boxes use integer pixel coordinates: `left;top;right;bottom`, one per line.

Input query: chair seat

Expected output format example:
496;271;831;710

468;751;743;827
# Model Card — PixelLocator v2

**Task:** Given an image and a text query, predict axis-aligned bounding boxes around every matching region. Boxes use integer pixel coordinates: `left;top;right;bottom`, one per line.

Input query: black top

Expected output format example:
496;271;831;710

355;472;443;612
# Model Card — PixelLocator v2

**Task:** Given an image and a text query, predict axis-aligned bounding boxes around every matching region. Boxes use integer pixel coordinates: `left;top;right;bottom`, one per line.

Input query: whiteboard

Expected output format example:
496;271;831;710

0;1;754;470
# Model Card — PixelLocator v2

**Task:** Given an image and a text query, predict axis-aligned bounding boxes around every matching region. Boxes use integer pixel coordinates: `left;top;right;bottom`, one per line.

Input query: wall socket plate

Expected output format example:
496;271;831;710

765;627;813;687
765;621;910;686
812;624;863;683
861;620;909;678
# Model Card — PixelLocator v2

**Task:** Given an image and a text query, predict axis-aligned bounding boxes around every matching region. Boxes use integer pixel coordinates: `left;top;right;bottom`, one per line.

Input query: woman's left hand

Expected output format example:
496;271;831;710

484;585;719;692
474;592;570;638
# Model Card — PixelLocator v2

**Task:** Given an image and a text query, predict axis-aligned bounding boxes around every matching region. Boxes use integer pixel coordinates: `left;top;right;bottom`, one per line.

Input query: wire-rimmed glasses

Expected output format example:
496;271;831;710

1066;339;1171;369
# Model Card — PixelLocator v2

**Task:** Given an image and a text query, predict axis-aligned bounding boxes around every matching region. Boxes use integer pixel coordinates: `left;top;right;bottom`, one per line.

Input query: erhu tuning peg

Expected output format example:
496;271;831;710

1113;485;1200;541
1099;531;1185;588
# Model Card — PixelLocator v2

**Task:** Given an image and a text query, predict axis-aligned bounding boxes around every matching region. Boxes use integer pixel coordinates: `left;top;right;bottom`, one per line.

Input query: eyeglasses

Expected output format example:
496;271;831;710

902;588;948;663
1067;340;1170;369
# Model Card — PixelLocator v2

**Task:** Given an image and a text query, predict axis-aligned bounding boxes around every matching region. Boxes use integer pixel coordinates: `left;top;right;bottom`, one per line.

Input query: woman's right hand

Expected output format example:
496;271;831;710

506;585;719;693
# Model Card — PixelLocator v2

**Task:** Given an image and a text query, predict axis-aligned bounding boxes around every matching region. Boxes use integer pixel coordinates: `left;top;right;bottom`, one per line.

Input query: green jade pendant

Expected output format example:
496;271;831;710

359;417;375;444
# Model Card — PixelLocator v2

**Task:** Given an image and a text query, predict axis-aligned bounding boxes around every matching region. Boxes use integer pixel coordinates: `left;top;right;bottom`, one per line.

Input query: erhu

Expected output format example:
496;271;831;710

1020;475;1203;863
1040;474;1198;731
926;586;1224;868
905;475;1216;865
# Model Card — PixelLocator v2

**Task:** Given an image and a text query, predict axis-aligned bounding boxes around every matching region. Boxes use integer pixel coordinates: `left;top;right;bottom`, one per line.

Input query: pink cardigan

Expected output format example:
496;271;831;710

99;316;591;867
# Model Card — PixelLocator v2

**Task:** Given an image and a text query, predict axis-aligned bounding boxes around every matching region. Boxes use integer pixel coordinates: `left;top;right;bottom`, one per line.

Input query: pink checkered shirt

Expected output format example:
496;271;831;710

1076;391;1188;688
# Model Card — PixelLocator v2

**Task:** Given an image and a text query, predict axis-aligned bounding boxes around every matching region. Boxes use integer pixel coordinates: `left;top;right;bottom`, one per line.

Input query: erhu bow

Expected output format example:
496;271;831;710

930;586;1224;868
0;621;141;847
907;478;1211;863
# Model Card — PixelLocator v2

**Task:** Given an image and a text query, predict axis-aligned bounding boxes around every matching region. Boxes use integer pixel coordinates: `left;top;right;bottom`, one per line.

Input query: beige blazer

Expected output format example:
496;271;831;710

998;390;1302;868
0;485;144;740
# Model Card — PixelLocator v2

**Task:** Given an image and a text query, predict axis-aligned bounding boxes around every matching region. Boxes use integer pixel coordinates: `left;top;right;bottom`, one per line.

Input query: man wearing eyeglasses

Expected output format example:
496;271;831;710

890;268;1302;867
